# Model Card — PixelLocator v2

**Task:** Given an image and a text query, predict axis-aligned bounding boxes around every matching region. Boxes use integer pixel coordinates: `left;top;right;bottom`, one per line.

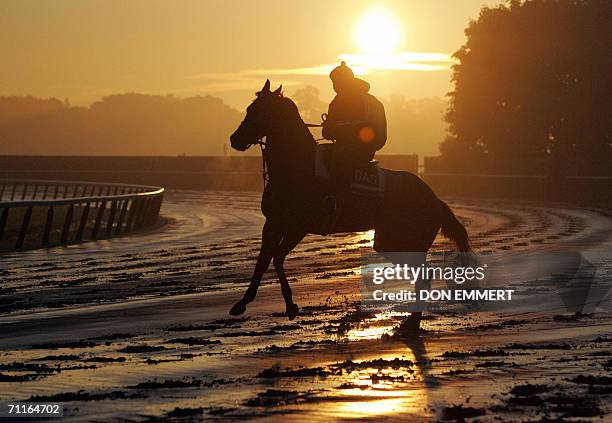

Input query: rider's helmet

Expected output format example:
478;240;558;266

329;61;354;82
330;61;356;94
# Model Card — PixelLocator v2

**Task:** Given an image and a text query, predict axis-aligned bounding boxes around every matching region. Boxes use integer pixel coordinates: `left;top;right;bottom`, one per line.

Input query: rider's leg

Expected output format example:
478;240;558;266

330;144;375;196
272;230;307;320
230;219;282;315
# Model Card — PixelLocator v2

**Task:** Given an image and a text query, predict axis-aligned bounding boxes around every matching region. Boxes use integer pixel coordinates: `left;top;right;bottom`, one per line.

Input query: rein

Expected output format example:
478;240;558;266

306;120;326;142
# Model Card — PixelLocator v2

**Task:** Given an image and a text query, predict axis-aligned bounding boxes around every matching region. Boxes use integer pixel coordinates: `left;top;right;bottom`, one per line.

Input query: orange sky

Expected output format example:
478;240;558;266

0;0;501;109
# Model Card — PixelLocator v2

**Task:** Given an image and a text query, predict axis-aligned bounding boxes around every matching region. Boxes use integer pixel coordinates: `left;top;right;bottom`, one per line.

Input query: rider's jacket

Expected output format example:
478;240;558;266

322;78;387;159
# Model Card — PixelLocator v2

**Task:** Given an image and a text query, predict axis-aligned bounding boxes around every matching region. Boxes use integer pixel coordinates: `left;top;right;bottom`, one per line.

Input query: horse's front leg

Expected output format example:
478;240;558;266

229;219;282;316
273;230;306;320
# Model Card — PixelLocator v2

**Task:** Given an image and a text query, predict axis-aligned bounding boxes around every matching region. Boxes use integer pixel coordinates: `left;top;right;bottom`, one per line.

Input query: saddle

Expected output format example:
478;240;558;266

314;144;385;197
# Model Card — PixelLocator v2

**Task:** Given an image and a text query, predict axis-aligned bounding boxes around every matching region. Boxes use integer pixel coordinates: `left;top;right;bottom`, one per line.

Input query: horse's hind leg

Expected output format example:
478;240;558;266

395;251;431;335
229;219;282;316
273;230;306;320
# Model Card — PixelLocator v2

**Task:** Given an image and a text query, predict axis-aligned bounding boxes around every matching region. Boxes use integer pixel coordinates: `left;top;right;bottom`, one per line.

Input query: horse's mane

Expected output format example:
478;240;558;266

277;95;300;121
277;96;315;144
252;89;315;145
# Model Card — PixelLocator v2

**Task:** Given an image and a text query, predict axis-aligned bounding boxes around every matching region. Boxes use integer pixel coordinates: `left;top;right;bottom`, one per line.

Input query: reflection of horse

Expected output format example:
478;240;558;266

229;80;471;330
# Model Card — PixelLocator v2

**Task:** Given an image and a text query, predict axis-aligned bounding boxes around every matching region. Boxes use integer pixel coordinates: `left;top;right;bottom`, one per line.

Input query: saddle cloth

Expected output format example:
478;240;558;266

314;144;385;196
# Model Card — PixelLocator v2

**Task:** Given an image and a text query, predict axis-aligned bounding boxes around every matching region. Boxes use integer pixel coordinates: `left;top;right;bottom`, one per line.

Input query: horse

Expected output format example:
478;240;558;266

228;79;471;331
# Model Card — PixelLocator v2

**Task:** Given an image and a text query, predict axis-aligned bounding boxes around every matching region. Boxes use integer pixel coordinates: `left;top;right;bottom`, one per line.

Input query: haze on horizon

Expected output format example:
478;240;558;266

1;0;501;109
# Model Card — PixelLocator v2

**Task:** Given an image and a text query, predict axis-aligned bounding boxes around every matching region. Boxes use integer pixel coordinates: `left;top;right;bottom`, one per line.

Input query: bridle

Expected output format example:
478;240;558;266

255;137;269;187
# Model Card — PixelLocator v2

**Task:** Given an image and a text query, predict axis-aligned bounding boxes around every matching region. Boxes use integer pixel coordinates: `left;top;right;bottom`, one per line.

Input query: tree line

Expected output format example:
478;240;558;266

441;0;610;176
0;90;447;157
0;94;242;156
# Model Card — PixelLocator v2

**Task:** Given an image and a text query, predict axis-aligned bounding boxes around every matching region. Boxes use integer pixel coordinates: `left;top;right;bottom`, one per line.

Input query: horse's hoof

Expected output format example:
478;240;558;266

286;303;299;320
229;301;247;316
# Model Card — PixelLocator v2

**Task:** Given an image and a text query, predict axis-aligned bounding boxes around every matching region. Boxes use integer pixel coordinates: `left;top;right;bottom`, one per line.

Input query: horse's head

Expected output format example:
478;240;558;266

230;79;283;151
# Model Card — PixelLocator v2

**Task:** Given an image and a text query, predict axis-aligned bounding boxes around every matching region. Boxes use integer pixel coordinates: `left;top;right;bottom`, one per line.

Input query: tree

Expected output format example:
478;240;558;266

441;0;611;175
291;85;327;124
384;96;446;157
0;94;242;155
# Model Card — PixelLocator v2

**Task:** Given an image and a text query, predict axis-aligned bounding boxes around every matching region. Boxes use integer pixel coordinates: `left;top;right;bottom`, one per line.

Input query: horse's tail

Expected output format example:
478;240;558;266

439;200;471;253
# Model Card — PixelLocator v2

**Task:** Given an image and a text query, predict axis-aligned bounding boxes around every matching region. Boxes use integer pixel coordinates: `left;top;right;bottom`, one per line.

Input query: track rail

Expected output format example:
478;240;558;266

0;179;164;251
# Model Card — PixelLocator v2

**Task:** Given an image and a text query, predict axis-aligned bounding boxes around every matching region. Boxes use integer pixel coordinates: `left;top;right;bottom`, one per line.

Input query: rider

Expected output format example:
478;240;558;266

322;61;387;176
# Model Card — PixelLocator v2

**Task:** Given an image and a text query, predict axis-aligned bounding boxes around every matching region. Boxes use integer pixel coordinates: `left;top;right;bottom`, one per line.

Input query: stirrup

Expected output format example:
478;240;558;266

324;194;337;211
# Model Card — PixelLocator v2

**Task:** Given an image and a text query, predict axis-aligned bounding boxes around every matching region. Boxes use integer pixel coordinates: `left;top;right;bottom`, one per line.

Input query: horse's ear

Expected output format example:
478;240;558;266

273;85;282;95
262;79;271;92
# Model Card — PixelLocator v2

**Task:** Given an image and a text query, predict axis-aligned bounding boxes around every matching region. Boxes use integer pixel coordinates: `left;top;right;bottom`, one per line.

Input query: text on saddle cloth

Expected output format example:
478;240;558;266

314;144;385;195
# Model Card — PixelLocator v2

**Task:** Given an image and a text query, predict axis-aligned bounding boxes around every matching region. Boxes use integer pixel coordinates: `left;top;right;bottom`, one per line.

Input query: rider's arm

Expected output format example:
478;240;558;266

370;98;387;150
323;98;357;143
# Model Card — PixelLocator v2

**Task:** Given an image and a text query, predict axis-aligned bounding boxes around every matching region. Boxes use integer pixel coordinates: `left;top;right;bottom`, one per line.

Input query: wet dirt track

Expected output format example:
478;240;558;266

0;190;610;422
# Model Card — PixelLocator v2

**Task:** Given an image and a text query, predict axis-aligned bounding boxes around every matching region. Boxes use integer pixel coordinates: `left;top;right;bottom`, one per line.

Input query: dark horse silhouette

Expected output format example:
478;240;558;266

229;80;470;330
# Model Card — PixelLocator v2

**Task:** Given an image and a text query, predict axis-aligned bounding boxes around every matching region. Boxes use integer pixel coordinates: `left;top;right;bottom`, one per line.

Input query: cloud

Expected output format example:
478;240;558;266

185;51;455;92
338;52;455;72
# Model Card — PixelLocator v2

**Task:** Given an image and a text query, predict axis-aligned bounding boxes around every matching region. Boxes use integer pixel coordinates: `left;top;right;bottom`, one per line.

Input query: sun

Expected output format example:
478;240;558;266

355;8;402;55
